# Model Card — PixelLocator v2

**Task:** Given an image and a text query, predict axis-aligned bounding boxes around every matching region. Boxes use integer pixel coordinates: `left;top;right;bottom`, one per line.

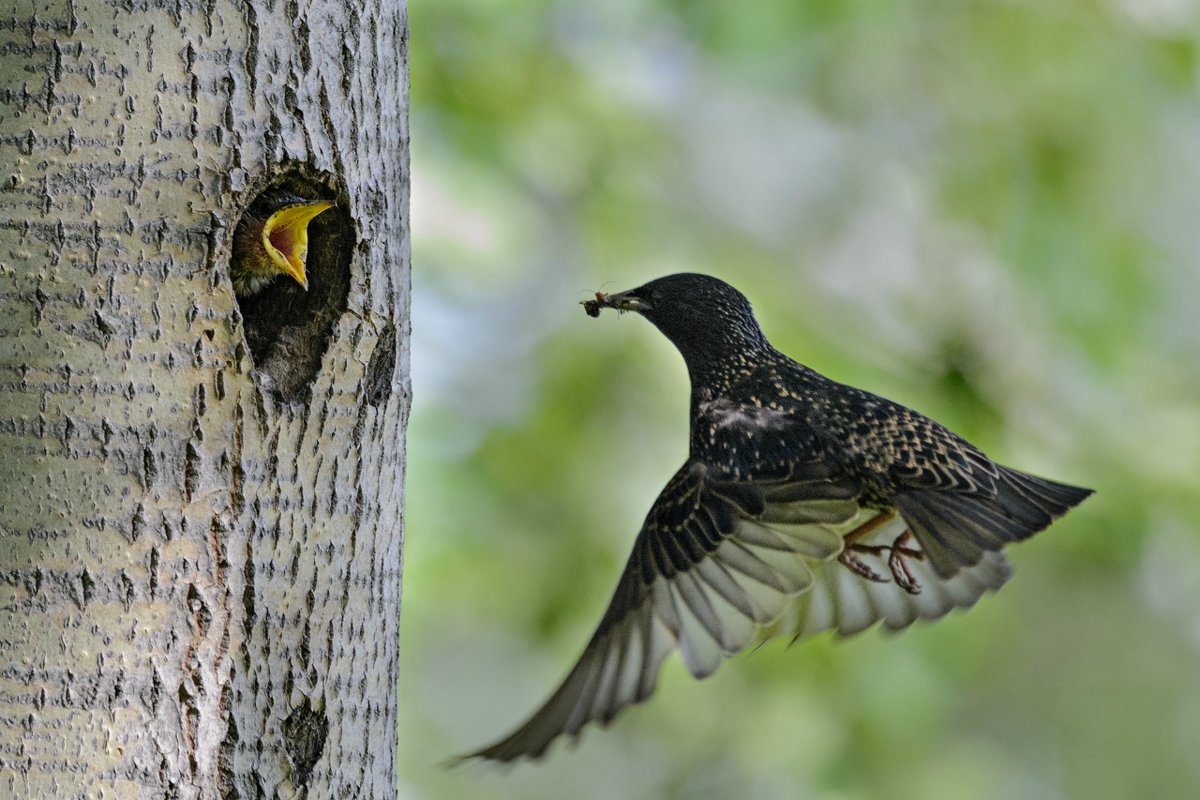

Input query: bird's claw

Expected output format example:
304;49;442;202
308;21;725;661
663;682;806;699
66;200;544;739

840;530;925;594
885;531;923;595
838;549;888;583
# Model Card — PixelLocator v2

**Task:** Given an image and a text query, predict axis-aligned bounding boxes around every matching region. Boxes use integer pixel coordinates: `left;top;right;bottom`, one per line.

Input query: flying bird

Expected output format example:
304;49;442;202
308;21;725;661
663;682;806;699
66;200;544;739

230;191;333;296
462;273;1091;763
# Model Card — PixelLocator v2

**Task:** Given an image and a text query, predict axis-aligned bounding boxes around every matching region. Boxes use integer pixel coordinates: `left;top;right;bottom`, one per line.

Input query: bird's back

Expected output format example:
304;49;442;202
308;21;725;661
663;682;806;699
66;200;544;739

694;354;1003;503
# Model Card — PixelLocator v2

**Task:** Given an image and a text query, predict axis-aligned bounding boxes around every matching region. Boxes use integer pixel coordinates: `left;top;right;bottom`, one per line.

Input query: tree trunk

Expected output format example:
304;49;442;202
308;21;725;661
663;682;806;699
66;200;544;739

0;1;409;797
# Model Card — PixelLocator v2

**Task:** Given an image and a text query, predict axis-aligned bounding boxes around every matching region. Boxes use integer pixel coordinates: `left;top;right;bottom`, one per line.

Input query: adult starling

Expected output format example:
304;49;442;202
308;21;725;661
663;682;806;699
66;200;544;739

463;273;1091;763
229;191;333;296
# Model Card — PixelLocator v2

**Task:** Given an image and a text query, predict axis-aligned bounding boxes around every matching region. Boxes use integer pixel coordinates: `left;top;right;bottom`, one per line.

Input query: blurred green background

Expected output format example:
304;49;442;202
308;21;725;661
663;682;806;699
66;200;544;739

398;1;1200;798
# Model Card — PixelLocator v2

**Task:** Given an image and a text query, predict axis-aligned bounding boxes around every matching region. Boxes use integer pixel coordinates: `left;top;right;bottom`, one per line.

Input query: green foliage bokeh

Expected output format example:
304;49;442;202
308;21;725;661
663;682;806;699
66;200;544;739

401;2;1200;798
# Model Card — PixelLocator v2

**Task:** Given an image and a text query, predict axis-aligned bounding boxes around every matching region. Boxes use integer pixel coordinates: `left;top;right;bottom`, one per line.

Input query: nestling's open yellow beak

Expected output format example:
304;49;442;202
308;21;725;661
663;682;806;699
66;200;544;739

261;201;333;290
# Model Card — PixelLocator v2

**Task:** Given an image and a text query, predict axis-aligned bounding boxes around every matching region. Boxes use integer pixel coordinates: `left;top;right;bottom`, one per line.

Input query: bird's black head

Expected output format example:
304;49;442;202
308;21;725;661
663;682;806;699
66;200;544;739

587;273;770;374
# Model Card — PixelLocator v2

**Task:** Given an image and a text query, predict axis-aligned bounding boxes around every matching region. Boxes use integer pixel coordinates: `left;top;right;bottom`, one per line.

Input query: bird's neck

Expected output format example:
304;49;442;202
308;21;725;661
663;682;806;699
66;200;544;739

680;338;777;397
647;312;775;394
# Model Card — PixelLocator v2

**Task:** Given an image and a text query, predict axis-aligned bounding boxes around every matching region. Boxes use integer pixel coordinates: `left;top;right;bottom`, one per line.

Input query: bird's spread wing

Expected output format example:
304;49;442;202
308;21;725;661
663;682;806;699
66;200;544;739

459;455;1022;764
456;460;855;763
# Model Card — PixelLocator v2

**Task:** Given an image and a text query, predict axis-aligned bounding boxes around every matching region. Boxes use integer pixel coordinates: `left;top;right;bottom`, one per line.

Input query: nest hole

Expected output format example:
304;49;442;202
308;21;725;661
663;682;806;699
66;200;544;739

232;172;353;403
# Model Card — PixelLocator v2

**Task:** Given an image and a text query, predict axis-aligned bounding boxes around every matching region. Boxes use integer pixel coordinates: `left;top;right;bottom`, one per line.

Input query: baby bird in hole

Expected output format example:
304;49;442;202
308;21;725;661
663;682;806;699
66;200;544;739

230;190;333;296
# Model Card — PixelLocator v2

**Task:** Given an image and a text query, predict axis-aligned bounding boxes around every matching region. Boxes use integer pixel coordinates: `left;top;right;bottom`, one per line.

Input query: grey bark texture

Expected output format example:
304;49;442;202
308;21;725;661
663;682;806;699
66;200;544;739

0;1;410;798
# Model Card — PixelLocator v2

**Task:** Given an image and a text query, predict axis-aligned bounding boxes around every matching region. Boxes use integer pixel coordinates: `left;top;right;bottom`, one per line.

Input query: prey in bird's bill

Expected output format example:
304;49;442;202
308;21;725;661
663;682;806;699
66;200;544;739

582;290;610;318
460;272;1092;764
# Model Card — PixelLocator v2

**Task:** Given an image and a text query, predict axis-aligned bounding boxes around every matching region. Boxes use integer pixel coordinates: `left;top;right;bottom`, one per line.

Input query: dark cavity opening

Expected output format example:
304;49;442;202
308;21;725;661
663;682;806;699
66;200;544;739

231;171;353;403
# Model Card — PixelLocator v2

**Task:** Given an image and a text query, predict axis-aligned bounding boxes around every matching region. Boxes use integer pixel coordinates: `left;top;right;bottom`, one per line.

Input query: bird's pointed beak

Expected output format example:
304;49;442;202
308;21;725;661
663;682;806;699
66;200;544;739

260;201;334;291
582;288;652;317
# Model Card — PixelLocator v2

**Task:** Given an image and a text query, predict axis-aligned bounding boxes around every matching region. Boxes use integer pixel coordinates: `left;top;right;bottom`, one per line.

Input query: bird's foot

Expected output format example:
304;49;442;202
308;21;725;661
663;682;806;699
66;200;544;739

884;531;924;595
839;530;925;595
838;549;887;583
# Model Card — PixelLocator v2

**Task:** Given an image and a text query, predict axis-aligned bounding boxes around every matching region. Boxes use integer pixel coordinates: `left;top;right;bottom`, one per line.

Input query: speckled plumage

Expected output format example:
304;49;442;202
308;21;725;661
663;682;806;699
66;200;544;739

460;273;1091;764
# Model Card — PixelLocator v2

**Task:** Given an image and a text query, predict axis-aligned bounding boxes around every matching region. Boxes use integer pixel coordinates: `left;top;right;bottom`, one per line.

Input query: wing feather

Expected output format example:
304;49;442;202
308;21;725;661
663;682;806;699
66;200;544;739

458;447;1089;763
457;460;859;762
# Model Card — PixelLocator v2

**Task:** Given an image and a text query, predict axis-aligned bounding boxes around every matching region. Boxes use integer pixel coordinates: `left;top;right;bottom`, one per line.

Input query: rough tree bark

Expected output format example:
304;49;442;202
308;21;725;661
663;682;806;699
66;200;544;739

0;1;409;797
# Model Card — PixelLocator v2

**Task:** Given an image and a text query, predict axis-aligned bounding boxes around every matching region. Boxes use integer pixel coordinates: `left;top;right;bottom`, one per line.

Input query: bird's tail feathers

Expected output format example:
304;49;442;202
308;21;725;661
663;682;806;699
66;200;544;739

895;467;1092;578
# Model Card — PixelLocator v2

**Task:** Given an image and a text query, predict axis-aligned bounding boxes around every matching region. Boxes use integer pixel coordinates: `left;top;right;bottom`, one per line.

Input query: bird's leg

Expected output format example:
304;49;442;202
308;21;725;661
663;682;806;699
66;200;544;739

837;511;897;584
838;513;925;594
